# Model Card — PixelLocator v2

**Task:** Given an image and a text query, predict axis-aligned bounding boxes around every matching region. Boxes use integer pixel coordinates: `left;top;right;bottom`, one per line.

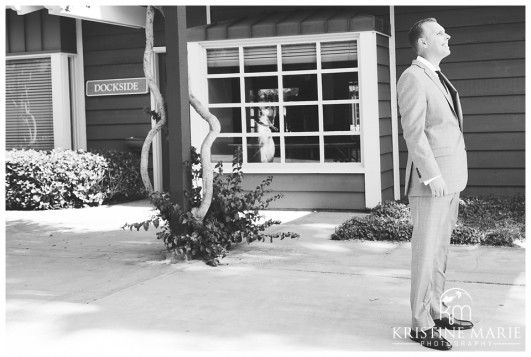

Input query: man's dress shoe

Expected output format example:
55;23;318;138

409;328;452;351
434;317;474;330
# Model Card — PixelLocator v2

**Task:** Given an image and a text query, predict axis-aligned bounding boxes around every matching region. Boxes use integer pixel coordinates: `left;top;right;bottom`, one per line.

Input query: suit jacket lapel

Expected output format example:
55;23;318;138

438;70;464;131
412;60;461;129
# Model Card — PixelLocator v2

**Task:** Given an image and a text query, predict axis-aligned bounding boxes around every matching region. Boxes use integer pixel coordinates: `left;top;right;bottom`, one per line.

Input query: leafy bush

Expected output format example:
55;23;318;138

6;149;107;210
123;147;299;266
94;150;147;204
332;197;524;247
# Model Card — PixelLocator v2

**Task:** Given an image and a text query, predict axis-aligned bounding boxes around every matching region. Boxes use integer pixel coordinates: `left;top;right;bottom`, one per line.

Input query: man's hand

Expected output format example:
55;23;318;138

428;176;448;197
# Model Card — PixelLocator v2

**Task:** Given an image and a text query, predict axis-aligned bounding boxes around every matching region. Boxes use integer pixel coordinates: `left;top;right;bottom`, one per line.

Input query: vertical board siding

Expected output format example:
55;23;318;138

5;9;76;54
83;21;152;151
377;34;394;201
395;6;525;197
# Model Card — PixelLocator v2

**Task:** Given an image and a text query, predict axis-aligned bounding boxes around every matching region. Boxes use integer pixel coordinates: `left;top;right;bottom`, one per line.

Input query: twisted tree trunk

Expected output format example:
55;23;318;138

141;6;221;221
189;90;221;221
140;5;166;194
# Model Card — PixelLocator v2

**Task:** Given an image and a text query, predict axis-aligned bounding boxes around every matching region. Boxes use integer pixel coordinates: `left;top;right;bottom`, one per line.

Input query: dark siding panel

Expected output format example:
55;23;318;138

380;152;393;171
395;6;525;198
241;174;365;193
7;10;26;53
25;11;42;52
379;117;392;137
86;109;150;125
83;22;151;151
377;34;394;201
382;187;394;202
59;17;77;53
239;173;366;210
381;169;394;190
266;192;366;210
465;114;524;133
87;124;150;140
468;151;525;169
42;10;62;50
464;186;525;197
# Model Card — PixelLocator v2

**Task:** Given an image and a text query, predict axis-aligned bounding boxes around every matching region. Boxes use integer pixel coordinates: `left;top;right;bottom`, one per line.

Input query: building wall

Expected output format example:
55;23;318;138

5;9;76;54
395;6;525;197
377;33;395;203
241;173;366;210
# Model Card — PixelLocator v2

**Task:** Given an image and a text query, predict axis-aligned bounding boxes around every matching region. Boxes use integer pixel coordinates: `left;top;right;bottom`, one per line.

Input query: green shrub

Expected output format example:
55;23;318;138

94;150;147;204
6;149;107;210
123;147;299;266
332;197;524;247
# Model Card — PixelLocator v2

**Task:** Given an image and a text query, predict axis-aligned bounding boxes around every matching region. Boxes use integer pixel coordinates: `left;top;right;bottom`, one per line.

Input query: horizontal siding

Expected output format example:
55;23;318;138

240;173;365;210
377;33;394;201
83;21;152;152
395;6;525;198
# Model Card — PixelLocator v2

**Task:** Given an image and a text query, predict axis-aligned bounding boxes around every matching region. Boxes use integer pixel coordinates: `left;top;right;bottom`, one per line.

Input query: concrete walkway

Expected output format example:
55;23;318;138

4;200;526;355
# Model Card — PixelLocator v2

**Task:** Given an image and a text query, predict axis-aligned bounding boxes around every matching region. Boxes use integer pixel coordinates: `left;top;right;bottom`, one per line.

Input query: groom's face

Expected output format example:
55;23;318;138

420;21;451;60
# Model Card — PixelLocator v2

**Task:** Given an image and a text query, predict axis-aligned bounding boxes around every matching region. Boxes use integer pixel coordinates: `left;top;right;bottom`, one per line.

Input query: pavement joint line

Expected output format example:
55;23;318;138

256;267;526;287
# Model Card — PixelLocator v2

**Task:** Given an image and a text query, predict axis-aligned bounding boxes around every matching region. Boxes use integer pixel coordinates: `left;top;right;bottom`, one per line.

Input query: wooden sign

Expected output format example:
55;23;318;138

86;77;148;97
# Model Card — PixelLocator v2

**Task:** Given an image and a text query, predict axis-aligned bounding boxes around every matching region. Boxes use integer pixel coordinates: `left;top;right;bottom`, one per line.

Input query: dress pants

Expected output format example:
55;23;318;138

409;192;460;329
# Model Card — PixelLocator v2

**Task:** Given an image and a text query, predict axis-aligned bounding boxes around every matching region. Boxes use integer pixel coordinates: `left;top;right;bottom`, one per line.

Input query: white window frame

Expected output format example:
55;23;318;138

188;32;381;177
6;52;80;150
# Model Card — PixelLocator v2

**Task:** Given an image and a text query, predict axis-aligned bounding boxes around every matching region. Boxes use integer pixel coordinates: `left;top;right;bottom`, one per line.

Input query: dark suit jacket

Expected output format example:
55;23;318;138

397;59;467;196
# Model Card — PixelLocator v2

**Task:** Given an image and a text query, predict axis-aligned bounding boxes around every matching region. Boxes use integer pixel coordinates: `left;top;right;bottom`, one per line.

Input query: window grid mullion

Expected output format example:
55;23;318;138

277;43;285;164
317;41;325;164
239;46;248;164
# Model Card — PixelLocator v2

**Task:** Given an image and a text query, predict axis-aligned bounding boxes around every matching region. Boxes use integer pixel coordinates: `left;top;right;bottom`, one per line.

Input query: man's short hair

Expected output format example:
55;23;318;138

408;18;437;54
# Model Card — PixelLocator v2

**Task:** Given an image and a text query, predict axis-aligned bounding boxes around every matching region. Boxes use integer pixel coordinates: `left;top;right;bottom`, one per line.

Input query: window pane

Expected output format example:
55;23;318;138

283;74;317;101
322;72;358;100
212;137;242;163
245;76;279;102
285;136;320;163
245;106;279;134
323;104;360;132
324;136;360;163
244;46;277;73
210;107;242;133
282;43;316;71
247;136;280;163
208;77;240;104
6;58;54;150
284;105;318;132
321;41;358;69
207;48;239;74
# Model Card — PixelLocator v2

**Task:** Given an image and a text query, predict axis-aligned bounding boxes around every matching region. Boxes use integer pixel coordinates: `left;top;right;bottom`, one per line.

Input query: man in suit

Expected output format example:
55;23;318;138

397;18;473;351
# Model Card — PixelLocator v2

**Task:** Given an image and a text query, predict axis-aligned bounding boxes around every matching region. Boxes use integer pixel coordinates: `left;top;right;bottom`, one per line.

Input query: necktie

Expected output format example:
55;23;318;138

436;70;448;93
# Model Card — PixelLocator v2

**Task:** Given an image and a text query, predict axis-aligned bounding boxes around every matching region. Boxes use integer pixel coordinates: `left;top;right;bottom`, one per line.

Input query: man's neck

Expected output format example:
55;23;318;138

419;54;441;68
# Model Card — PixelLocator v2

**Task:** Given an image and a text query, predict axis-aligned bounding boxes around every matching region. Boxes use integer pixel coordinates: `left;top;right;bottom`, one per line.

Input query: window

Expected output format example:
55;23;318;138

6;54;78;151
204;38;361;168
6;57;54;150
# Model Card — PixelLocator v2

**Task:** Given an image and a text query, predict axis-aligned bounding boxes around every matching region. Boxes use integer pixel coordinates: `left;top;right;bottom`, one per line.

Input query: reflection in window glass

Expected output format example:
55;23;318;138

322;72;358;100
244;46;277;73
245;106;279;134
247;136;280;163
321;41;358;69
245;76;279;102
284;105;318;132
285;136;320;163
210;107;242;133
324;136;361;163
211;137;242;163
282;43;316;71
283;74;318;101
323;104;359;132
207;48;239;74
208;77;240;103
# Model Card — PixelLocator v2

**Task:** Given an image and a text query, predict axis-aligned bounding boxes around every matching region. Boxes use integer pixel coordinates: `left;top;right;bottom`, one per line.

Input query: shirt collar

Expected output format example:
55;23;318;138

416;56;440;73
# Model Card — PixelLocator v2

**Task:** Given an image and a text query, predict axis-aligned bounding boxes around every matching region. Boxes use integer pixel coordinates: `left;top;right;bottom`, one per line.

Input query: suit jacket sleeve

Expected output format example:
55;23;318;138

397;70;441;181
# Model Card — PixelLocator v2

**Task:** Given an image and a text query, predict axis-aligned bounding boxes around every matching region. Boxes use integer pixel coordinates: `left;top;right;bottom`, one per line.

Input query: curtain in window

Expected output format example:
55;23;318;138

6;58;54;150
